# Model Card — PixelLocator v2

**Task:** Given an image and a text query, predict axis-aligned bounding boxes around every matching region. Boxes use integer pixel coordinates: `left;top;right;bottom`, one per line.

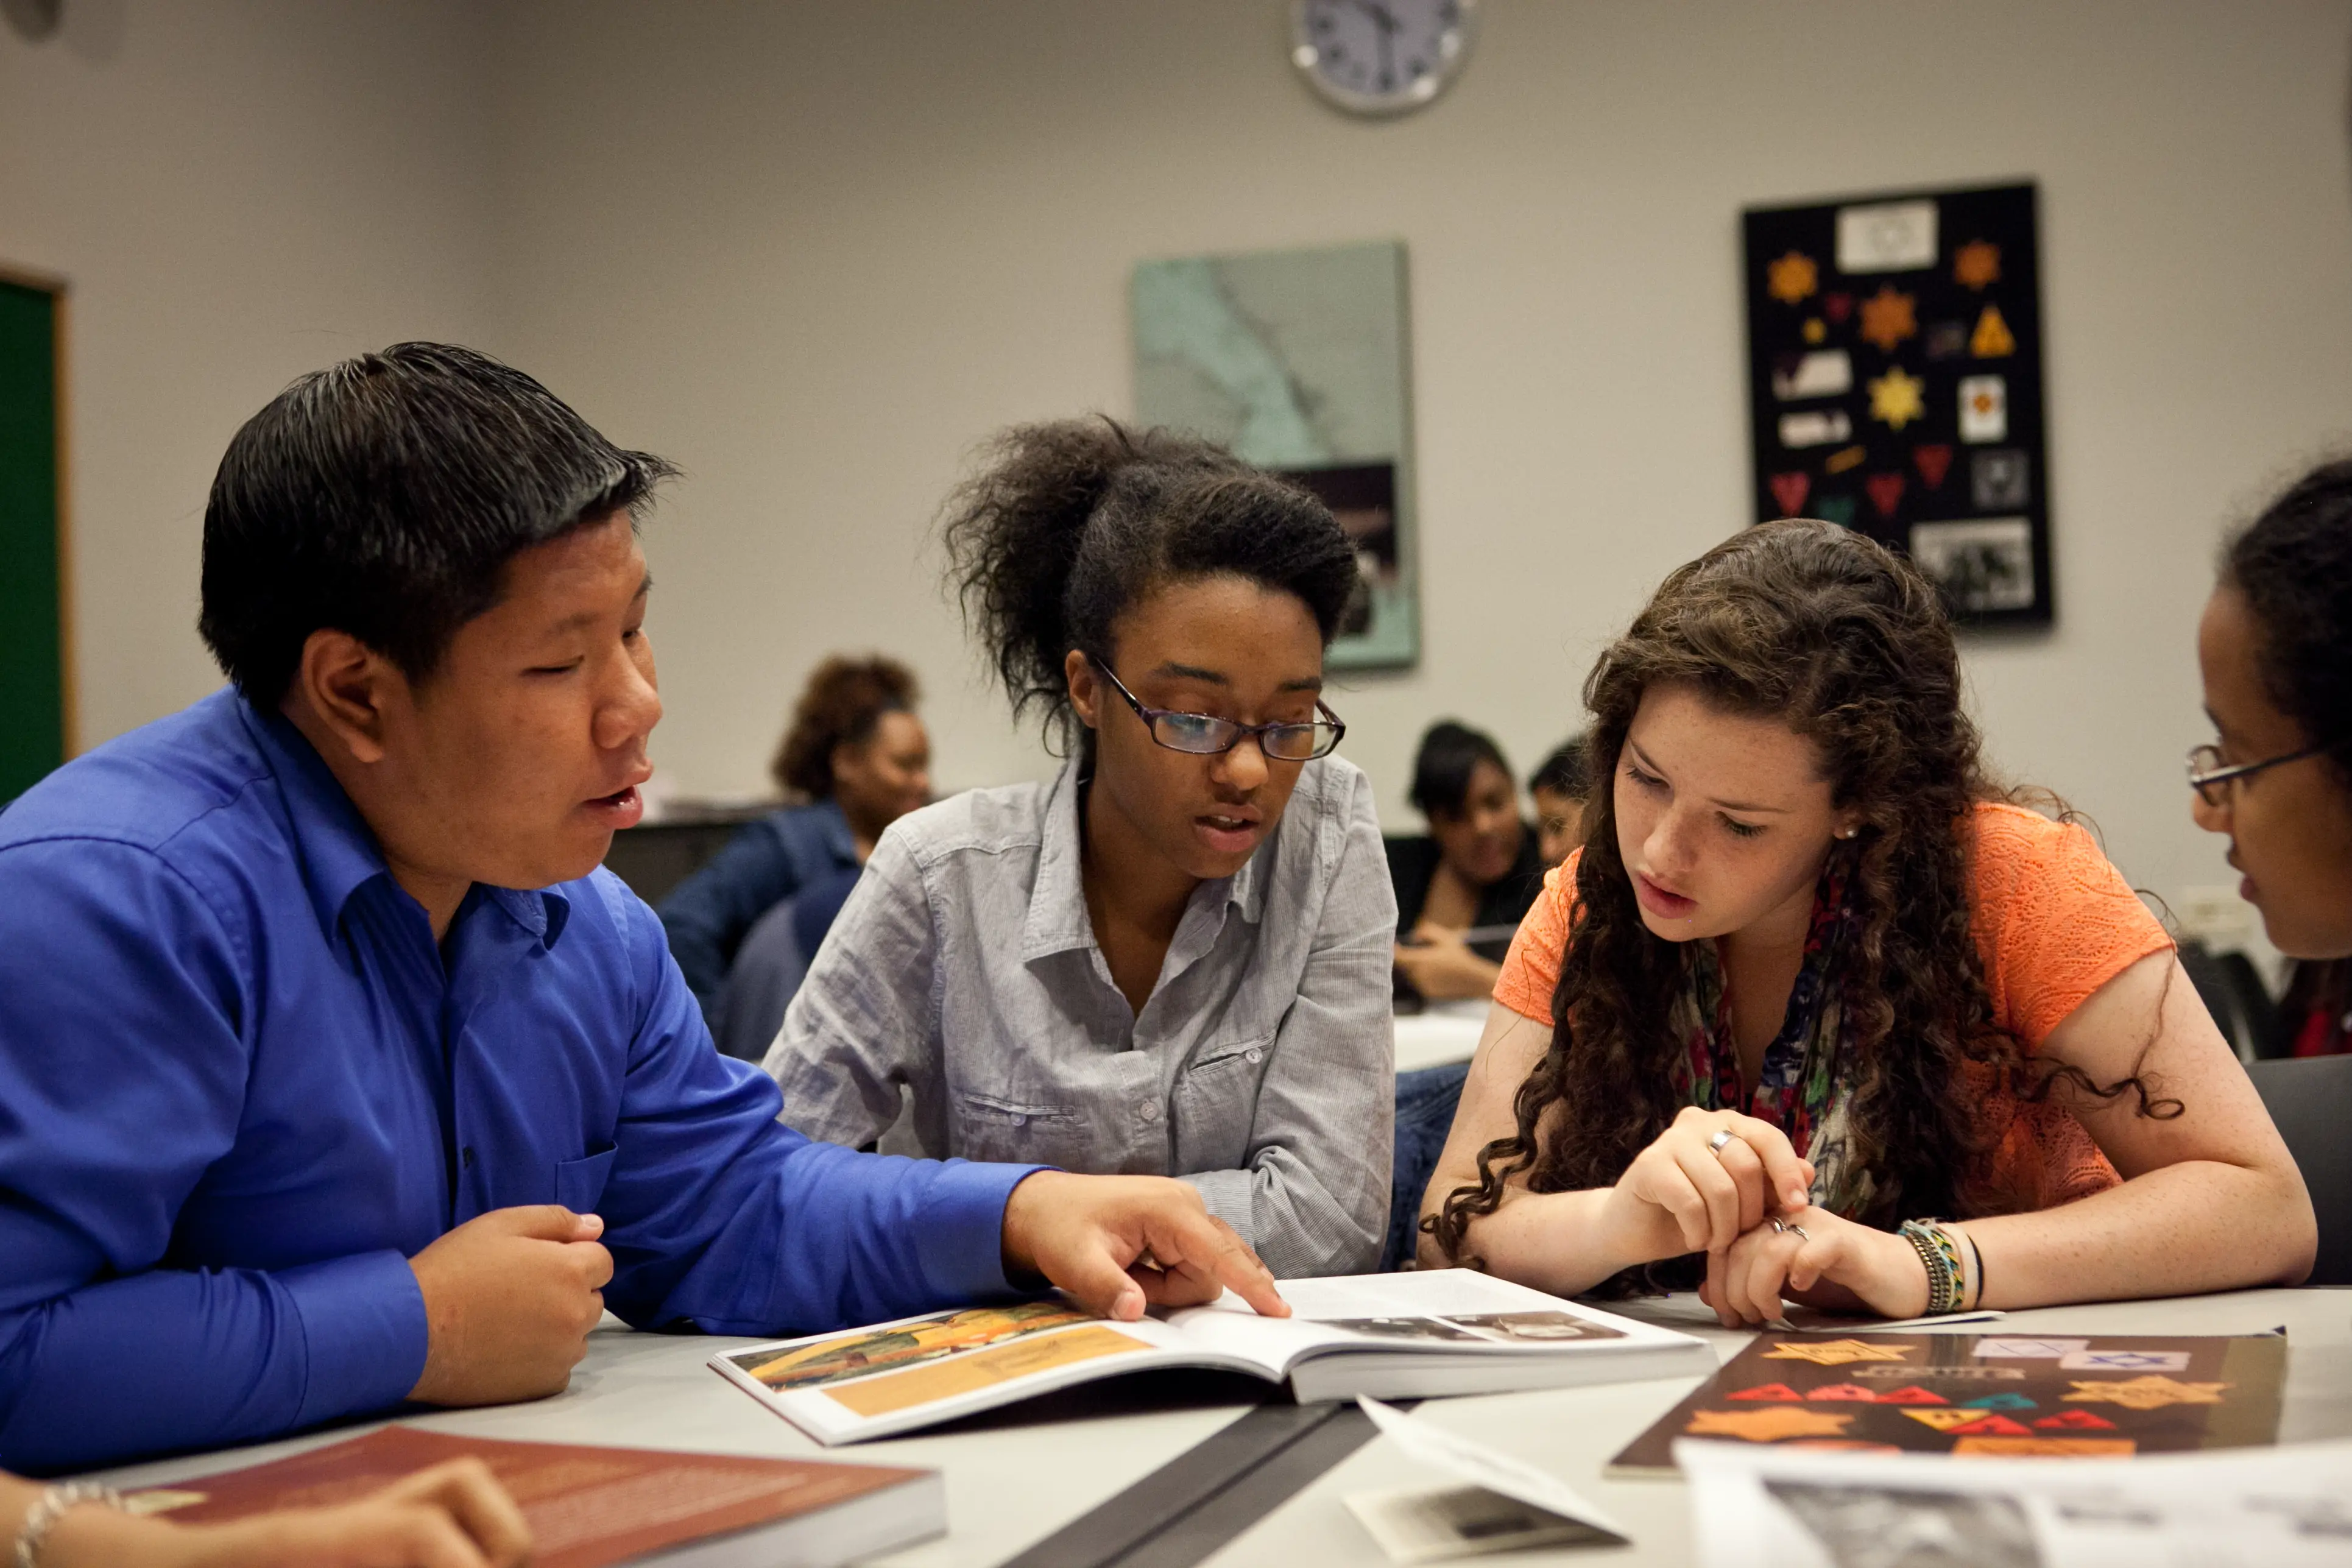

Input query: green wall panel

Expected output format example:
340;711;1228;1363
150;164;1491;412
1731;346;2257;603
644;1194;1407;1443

0;281;63;804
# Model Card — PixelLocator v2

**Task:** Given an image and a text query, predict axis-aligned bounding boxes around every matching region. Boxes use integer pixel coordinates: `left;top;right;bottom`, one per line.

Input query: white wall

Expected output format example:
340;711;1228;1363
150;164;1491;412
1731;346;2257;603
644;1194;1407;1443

490;0;2352;924
10;1;2352;931
0;0;501;745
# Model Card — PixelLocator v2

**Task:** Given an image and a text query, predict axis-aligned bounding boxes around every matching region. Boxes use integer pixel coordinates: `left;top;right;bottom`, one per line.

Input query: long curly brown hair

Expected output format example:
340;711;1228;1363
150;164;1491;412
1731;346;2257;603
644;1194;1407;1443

1433;522;2170;1274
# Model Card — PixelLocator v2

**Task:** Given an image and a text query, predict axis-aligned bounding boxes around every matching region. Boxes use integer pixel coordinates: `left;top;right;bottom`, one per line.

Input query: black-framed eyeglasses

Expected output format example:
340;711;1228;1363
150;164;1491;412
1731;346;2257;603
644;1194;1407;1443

2186;741;2334;808
1090;656;1345;761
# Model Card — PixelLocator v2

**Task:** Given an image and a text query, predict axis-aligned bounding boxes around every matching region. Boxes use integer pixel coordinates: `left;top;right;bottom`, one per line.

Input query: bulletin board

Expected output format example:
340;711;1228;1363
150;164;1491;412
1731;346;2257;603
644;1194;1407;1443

0;275;67;803
1742;182;2051;627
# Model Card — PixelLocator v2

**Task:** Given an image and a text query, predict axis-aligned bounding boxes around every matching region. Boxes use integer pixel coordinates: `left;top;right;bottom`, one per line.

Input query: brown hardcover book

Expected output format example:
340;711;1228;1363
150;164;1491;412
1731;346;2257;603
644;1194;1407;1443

1609;1332;2286;1476
128;1425;942;1567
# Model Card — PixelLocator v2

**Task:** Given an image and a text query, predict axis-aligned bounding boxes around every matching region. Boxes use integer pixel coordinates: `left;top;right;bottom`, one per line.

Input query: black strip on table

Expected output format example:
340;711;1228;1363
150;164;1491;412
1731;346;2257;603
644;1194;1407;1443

999;1399;1393;1568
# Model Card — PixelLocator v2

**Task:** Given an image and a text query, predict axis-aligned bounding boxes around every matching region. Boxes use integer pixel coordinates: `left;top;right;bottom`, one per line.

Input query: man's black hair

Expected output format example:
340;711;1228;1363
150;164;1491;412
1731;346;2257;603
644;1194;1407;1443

1408;719;1511;820
1529;734;1593;799
199;342;677;703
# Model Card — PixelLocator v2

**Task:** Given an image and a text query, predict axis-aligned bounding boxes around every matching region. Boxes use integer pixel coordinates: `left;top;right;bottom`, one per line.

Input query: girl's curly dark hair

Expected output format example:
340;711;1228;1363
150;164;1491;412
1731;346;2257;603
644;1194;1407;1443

940;417;1359;750
1433;521;2175;1276
770;654;920;800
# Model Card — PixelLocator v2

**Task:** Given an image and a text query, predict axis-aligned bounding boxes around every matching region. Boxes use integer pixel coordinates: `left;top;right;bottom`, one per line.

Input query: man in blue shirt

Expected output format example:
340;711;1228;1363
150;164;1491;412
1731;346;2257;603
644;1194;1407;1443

0;344;1284;1475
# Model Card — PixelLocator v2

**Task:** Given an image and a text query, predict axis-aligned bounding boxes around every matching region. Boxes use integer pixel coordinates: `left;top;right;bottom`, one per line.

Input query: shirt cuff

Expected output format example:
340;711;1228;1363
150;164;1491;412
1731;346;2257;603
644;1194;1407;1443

279;1249;430;1427
1178;1168;1257;1247
917;1160;1051;1302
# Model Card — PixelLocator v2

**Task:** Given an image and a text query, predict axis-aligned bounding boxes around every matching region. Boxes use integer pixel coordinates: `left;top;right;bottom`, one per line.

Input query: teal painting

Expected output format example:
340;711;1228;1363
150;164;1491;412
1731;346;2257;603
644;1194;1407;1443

1131;240;1418;670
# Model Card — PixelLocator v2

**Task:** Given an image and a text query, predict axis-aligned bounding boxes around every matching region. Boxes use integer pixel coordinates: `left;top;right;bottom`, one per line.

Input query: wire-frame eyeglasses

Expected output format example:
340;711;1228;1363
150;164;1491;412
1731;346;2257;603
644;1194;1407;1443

2186;740;2335;808
1089;656;1345;761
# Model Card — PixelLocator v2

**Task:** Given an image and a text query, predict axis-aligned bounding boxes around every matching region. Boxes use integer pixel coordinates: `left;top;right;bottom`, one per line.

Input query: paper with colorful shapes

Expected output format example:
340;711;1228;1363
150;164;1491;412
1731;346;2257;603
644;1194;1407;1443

1608;1331;2283;1475
1743;182;2052;626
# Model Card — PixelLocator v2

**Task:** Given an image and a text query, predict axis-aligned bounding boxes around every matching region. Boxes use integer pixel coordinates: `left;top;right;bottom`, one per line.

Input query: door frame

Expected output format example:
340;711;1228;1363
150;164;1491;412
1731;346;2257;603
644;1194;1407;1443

0;261;74;758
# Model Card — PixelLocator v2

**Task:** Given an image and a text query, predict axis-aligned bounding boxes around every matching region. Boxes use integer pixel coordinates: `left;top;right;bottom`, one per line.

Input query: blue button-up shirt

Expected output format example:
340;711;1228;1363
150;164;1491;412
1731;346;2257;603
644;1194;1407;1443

0;691;1034;1474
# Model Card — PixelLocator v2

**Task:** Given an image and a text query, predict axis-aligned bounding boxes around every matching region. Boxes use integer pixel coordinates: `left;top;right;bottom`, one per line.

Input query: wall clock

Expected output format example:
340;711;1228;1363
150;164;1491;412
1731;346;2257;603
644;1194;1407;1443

1290;0;1477;118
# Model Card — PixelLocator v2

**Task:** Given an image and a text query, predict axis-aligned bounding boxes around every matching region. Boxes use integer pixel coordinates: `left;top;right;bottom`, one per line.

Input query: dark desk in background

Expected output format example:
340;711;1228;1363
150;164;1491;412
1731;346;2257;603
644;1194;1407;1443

601;804;769;906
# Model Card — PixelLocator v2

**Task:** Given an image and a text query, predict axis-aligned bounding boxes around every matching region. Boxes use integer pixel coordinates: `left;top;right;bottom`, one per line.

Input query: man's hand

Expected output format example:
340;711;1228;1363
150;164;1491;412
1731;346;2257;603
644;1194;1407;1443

406;1206;613;1406
1000;1171;1290;1322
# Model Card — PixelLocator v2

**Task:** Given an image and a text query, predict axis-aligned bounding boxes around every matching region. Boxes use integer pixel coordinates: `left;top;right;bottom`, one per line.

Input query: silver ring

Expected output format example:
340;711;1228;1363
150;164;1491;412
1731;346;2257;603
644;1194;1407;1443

1707;1129;1735;1157
1769;1216;1787;1234
1786;1224;1810;1242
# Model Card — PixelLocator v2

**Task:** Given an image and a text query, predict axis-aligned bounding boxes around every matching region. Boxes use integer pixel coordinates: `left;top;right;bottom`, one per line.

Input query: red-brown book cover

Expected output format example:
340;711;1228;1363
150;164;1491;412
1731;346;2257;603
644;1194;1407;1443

129;1425;938;1568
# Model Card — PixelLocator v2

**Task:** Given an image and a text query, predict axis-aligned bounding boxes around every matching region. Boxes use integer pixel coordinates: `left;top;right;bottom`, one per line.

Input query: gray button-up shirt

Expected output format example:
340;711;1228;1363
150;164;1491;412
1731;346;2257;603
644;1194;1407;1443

765;754;1397;1277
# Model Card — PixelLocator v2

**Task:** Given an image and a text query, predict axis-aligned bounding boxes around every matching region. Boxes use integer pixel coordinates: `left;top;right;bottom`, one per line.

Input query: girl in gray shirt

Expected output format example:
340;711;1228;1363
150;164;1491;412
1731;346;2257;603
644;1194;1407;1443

766;418;1397;1277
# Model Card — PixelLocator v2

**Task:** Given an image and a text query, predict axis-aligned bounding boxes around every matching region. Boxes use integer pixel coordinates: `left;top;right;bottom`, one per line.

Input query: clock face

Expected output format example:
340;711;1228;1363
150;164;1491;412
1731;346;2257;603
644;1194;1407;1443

1291;0;1475;116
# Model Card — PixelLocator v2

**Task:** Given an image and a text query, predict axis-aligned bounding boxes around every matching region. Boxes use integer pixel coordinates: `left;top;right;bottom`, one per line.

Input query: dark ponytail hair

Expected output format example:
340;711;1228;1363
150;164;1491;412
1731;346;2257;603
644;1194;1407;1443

941;417;1360;748
2222;459;2352;785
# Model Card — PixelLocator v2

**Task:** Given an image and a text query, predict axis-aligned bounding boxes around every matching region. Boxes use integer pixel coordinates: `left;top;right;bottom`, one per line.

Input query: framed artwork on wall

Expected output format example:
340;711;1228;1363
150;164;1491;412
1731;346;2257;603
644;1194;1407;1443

1742;182;2052;627
1131;239;1419;670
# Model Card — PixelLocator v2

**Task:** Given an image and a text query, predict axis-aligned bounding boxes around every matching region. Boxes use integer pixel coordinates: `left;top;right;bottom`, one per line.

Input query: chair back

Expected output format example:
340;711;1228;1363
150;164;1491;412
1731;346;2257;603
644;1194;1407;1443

713;894;811;1062
2248;1054;2352;1286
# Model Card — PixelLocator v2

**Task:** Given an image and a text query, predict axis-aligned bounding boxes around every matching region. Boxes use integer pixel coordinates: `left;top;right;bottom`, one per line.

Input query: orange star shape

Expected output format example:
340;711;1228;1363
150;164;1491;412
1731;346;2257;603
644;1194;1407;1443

1762;1338;1914;1366
1767;250;1819;305
1954;239;2001;289
1868;366;1927;431
1687;1406;1856;1441
1858;285;1918;353
2063;1376;2230;1411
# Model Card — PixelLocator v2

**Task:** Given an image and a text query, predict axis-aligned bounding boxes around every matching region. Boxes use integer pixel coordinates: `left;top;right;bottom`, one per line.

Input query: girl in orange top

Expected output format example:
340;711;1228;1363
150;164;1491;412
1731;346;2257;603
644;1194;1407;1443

1419;521;2315;1325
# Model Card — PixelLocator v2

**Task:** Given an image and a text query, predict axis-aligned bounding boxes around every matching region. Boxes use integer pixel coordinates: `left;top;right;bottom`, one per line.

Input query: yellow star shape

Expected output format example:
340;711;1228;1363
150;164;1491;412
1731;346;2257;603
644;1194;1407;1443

1868;366;1926;430
1687;1406;1856;1441
1767;250;1819;305
2063;1376;2230;1411
1762;1338;1915;1366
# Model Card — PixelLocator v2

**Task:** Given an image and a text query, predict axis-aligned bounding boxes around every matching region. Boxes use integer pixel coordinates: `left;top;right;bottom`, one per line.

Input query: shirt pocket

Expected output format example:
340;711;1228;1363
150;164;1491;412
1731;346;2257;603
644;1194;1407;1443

950;1089;1090;1168
554;1145;617;1214
1171;1030;1276;1173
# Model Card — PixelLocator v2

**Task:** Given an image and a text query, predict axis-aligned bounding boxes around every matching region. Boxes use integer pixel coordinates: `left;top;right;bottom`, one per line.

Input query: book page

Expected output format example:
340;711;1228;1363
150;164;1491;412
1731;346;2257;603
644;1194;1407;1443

1682;1436;2352;1568
1169;1270;1646;1370
714;1299;1272;1444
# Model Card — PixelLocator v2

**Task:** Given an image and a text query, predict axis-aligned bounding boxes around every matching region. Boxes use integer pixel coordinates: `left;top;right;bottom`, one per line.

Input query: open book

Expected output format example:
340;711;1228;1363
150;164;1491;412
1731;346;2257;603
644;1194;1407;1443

712;1269;1715;1446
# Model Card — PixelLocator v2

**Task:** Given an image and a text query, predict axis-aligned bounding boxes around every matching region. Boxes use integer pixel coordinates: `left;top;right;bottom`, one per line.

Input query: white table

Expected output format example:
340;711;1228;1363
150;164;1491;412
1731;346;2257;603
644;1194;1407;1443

94;1288;2352;1567
1393;1000;1488;1075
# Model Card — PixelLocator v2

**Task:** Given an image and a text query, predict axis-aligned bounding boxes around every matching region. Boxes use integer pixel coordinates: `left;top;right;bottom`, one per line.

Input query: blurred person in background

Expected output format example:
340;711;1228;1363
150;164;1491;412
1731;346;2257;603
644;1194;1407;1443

660;654;931;1027
1387;721;1547;1004
1529;735;1594;869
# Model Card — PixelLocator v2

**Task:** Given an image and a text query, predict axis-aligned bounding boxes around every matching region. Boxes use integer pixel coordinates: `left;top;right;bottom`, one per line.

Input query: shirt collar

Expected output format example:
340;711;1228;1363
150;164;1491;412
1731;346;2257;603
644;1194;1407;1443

811;798;859;863
237;697;572;952
1019;754;1268;963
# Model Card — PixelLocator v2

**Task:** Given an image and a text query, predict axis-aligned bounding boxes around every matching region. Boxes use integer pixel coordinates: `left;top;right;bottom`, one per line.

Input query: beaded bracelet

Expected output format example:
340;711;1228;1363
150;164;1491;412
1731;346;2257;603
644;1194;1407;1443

1898;1218;1960;1316
14;1481;125;1568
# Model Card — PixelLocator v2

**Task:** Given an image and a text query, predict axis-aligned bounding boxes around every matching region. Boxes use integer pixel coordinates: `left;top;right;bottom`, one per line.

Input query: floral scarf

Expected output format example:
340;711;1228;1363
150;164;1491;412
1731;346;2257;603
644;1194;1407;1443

1663;854;1877;1218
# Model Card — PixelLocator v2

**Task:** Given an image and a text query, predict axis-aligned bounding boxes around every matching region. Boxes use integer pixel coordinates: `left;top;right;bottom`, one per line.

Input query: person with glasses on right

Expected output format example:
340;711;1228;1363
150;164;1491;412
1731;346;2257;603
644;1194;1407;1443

2191;459;2352;998
763;419;1395;1279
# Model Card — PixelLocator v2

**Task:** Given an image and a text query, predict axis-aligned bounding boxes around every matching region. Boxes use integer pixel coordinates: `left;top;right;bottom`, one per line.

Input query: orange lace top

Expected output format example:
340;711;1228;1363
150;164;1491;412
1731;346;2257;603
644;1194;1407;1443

1492;802;2176;1212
